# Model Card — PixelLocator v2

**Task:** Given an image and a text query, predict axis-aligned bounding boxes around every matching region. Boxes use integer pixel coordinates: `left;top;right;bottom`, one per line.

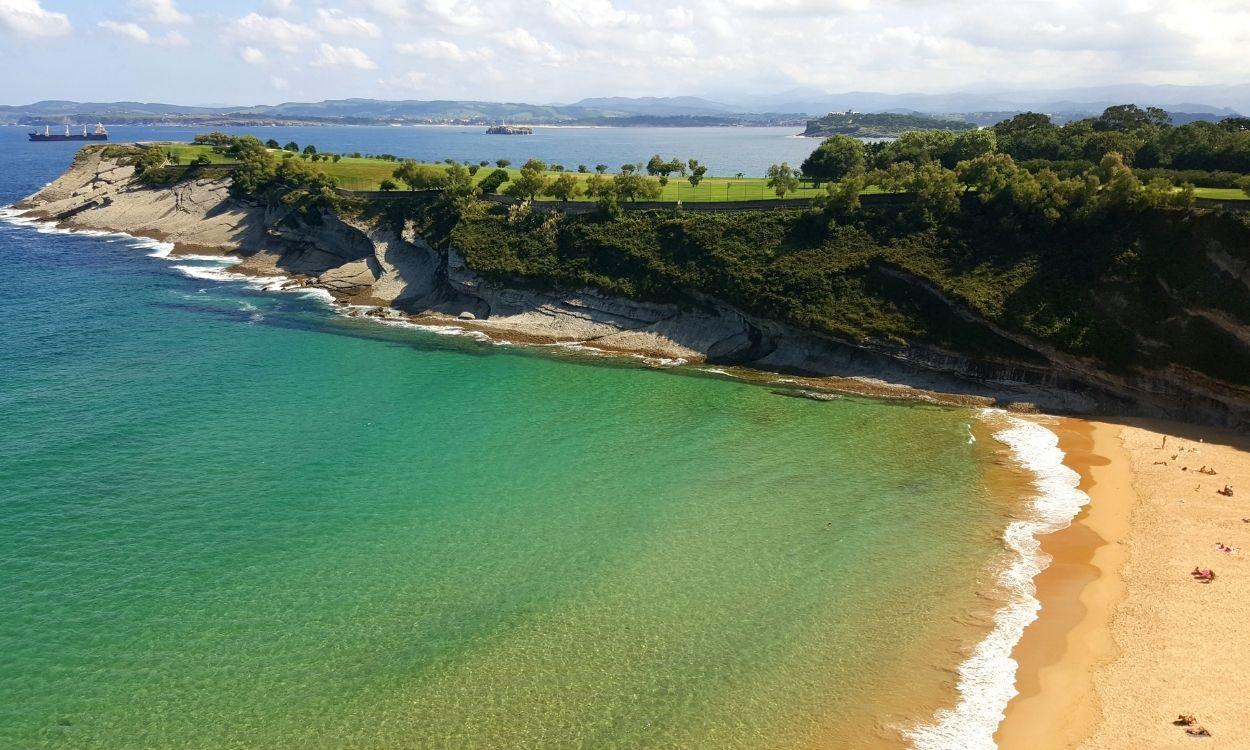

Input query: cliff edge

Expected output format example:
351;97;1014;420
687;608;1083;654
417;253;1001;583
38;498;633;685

16;149;1250;426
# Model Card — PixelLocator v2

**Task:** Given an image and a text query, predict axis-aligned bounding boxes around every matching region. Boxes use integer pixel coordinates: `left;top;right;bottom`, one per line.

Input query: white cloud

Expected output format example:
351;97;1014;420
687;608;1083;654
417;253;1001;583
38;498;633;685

240;46;266;64
396;38;491;62
0;0;71;37
367;0;411;20
315;8;381;38
267;0;295;12
422;0;487;29
270;75;290;90
159;30;188;46
98;20;150;44
223;12;317;52
497;27;563;64
311;43;378;69
129;0;189;25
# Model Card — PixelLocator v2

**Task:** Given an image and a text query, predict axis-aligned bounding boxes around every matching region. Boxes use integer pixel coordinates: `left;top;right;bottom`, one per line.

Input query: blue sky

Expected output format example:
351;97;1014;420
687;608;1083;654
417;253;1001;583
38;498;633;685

1;0;1247;106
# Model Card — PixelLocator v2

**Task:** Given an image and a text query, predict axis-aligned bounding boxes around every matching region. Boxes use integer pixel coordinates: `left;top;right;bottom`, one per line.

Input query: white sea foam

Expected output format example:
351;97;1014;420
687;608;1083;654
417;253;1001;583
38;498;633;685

131;237;175;258
904;411;1088;750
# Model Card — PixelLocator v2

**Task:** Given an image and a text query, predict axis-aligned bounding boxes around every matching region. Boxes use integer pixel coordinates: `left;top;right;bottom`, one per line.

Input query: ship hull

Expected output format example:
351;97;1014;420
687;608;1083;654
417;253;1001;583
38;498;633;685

28;134;108;142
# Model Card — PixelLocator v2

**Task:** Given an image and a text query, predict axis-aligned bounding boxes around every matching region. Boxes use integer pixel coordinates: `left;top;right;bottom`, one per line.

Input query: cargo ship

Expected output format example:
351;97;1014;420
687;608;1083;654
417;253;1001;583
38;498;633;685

28;123;108;142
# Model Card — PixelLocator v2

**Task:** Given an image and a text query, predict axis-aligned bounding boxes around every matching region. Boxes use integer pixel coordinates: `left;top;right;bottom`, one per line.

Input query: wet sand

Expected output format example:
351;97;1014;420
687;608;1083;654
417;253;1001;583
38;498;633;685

998;419;1250;748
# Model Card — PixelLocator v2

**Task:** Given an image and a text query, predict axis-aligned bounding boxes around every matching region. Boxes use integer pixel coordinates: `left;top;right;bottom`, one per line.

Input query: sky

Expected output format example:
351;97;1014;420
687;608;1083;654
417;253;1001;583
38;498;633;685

0;0;1247;106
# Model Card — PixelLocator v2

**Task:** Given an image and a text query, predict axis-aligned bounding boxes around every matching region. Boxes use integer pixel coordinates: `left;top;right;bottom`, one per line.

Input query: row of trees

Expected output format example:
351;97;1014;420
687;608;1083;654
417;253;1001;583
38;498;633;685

385;158;670;207
801;105;1250;188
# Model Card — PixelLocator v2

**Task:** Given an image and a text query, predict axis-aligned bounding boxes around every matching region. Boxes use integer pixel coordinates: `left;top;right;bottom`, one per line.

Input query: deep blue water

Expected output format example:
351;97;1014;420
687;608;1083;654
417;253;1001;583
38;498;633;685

2;123;821;178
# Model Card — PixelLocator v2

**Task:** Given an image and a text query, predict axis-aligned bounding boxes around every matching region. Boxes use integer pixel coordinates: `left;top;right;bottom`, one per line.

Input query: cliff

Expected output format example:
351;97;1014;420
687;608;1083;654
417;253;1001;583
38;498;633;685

16;149;1250;427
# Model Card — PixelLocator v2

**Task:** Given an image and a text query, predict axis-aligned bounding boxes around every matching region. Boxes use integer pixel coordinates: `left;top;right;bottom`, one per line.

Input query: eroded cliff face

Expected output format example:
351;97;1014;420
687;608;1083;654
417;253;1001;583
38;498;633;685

16;151;1250;426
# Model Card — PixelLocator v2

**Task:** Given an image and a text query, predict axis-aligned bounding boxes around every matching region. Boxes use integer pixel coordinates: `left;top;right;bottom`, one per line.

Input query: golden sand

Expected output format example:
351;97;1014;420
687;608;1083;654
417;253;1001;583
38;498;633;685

999;419;1250;748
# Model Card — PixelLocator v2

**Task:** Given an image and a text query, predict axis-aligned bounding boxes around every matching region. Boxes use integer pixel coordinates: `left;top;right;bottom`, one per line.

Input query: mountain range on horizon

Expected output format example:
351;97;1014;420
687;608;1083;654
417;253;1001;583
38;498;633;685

3;83;1247;126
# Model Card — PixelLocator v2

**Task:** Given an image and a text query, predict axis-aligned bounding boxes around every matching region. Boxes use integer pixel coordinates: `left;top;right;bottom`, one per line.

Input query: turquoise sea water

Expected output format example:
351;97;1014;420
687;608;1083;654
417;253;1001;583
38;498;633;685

0;131;1025;748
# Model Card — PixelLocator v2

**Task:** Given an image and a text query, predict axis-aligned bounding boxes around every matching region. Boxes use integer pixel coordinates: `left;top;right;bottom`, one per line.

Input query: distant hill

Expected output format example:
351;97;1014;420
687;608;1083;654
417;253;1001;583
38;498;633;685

1;85;1245;128
567;96;739;117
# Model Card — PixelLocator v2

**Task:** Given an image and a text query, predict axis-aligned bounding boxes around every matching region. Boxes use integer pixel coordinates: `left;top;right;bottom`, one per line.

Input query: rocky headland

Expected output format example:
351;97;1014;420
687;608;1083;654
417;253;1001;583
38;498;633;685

15;147;1250;427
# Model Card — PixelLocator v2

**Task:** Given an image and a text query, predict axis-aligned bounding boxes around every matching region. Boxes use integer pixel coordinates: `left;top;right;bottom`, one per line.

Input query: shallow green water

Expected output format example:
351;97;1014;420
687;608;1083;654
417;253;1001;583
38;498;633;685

0;211;1015;747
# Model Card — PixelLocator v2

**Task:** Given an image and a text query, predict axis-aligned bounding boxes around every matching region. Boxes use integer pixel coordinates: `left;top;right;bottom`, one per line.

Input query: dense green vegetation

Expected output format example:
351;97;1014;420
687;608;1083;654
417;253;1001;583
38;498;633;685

438;192;1250;384
802;112;977;137
84;131;1250;389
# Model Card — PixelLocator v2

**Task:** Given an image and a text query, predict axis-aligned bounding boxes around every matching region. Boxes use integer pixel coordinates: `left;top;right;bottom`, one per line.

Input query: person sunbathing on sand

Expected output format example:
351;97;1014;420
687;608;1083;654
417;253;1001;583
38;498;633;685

1199;465;1217;475
1216;543;1238;554
1191;567;1216;582
1217;485;1234;497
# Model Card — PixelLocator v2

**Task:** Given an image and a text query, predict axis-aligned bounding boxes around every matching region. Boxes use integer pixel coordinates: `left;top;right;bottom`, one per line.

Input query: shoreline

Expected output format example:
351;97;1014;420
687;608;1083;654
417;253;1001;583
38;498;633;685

998;417;1250;748
995;419;1131;749
0;200;1036;413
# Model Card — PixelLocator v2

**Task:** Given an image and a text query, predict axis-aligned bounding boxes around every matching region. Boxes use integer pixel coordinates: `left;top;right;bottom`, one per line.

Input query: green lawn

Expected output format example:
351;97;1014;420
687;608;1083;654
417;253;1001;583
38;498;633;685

1193;186;1249;201
161;143;1250;202
163;144;840;201
165;143;241;165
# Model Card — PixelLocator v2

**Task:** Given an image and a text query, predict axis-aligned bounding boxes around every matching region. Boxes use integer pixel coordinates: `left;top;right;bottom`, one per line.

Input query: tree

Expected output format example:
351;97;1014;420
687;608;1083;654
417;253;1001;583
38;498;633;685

302;144;317;156
949;129;997;163
479;160;490;167
800;135;864;184
826;170;866;215
595;164;608;174
1094;104;1170;132
1219;117;1250;133
577;164;589;173
283;141;299;152
504;160;549;201
227;136;278;195
687;158;707;187
496;159;511;168
1241;175;1250;199
379;179;398;192
612;171;662;201
477;168;510;194
911;162;962;220
442;163;475;197
874;130;957;168
766;162;800;198
646;154;666;176
265;138;280;149
392;160;447;191
468;164;481;176
191;154;211;166
544;172;582;202
583;173;612;199
734;172;745;179
620;163;636;174
332;154;342;163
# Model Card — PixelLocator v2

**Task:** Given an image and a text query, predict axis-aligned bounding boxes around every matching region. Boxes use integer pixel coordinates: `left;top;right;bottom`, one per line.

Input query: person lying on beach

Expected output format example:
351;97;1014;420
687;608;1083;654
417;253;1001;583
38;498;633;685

1199;466;1217;475
1174;714;1197;726
1185;726;1212;737
1216;543;1238;554
1217;485;1234;497
1191;567;1216;582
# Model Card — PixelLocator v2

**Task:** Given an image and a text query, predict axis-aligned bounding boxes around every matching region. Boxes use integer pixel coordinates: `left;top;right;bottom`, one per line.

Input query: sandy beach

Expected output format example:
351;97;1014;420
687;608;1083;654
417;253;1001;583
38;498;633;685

999;419;1250;748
